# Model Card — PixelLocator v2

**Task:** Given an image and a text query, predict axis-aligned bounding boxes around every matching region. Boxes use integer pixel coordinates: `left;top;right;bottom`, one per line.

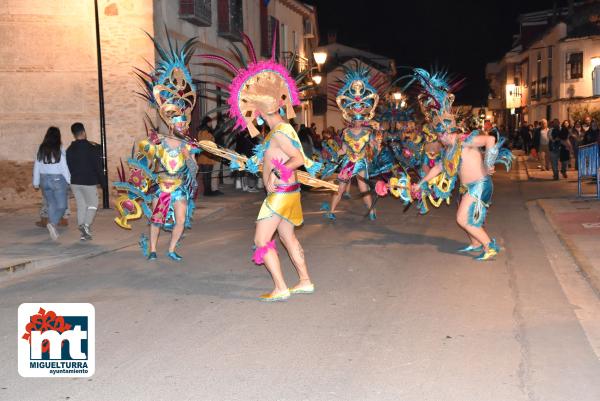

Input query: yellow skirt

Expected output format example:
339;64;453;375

257;191;303;226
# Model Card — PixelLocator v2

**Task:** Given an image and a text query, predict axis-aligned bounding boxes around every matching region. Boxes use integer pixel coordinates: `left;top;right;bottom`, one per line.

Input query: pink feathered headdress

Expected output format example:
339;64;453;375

197;28;300;137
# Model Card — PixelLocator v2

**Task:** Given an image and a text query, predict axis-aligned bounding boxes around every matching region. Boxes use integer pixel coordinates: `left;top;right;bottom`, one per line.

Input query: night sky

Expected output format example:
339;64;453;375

304;0;566;105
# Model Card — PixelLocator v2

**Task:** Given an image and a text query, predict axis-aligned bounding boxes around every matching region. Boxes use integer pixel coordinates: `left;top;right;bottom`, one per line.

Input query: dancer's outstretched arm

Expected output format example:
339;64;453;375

418;163;442;185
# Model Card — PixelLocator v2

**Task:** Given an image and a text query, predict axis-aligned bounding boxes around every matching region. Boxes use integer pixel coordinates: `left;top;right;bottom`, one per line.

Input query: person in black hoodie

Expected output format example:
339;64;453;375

66;122;104;240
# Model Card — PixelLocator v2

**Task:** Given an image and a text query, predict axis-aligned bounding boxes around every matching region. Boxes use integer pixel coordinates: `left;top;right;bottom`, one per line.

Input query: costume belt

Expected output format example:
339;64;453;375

275;183;300;193
157;176;183;193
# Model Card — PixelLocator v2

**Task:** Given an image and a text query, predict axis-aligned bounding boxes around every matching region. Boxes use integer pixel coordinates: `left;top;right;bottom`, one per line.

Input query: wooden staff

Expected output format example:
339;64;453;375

197;140;339;192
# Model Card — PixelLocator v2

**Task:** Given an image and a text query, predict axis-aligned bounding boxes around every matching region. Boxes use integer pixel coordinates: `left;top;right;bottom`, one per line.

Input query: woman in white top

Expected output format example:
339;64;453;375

33;127;71;240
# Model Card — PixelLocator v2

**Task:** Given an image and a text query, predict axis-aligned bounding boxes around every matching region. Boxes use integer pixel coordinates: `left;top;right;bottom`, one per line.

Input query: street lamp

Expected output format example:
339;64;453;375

312;74;322;85
313;50;327;70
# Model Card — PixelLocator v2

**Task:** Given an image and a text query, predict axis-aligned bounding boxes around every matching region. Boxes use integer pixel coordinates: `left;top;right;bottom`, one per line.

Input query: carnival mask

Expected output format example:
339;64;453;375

336;68;379;122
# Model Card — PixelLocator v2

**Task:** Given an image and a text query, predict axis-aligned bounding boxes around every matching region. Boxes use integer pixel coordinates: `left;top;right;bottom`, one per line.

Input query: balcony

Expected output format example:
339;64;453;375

179;0;212;27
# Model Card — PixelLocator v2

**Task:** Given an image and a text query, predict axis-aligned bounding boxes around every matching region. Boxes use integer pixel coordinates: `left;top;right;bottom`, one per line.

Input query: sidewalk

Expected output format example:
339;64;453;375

0;186;249;282
537;197;600;294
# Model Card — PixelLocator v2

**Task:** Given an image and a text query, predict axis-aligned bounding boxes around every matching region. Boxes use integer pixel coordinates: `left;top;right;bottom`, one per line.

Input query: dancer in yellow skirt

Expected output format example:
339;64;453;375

198;31;323;301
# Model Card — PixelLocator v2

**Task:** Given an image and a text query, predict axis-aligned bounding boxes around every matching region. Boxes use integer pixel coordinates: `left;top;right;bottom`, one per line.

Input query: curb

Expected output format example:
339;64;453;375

0;205;225;284
536;199;600;295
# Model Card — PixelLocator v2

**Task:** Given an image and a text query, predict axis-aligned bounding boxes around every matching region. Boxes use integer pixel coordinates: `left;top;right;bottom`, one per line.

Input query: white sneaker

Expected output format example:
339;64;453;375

235;178;242;190
246;187;260;193
47;223;59;241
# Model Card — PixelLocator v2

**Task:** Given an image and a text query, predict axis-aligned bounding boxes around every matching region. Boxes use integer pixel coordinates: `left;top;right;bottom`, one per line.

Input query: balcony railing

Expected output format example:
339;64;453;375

179;0;212;27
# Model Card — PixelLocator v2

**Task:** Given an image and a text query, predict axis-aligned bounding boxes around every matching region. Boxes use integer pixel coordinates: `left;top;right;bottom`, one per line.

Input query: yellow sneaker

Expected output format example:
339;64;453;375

474;248;498;261
258;289;291;302
289;284;315;294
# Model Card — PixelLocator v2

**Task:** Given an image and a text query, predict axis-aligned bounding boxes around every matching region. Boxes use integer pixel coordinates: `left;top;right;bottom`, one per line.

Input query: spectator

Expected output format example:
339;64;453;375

519;124;531;154
234;130;259;192
66;122;104;241
534;118;551;170
570;121;583;170
310;123;322;150
35;195;70;228
557;120;573;179
583;119;599;145
196;117;223;197
298;124;315;159
33;126;70;241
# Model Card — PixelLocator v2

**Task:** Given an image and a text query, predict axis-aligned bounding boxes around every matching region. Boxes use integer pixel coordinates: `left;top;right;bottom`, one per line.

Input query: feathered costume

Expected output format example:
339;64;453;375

320;63;389;182
376;68;513;227
113;32;200;258
195;30;336;259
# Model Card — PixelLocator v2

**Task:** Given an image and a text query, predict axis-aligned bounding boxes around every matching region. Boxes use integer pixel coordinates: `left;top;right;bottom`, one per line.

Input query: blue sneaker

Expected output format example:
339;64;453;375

457;244;483;253
166;251;183;261
368;211;376;221
324;212;336;221
147;252;157;261
343;192;351;200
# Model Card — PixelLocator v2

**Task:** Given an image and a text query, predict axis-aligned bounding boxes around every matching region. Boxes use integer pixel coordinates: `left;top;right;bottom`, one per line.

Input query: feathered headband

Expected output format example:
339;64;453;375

134;30;198;131
329;62;383;123
197;29;306;137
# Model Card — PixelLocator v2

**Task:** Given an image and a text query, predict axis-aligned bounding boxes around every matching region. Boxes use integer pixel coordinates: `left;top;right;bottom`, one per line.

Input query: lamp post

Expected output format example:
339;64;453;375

312;49;328;130
94;0;109;209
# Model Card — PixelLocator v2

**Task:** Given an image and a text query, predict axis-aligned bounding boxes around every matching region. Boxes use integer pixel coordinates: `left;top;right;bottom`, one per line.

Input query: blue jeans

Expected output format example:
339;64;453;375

40;174;68;225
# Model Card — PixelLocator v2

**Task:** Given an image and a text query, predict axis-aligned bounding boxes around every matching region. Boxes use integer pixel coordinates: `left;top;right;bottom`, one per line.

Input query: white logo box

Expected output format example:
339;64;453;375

18;303;95;378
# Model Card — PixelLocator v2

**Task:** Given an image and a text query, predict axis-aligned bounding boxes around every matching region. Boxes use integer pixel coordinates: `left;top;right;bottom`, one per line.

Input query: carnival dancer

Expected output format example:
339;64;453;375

323;64;381;221
417;129;511;261
376;68;512;260
113;33;199;261
197;31;329;301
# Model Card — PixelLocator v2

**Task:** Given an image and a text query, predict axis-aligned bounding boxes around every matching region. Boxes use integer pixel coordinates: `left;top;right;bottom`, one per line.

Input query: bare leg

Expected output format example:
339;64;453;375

277;220;312;289
356;171;373;210
330;181;348;213
149;198;160;253
456;194;492;250
255;215;288;295
168;199;187;252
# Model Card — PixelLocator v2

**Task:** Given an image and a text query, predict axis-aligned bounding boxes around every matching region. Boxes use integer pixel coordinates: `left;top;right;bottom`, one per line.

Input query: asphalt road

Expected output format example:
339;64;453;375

1;173;600;401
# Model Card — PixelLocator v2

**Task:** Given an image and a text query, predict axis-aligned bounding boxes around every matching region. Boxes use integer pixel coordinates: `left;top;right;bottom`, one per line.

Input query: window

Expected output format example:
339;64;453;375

217;0;243;41
264;16;280;58
547;46;553;96
540;77;548;95
260;0;269;57
530;80;538;99
536;51;542;82
179;0;211;27
567;52;583;79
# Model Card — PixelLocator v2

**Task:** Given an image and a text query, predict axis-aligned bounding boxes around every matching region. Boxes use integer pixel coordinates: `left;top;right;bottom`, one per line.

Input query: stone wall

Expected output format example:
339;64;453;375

0;0;154;205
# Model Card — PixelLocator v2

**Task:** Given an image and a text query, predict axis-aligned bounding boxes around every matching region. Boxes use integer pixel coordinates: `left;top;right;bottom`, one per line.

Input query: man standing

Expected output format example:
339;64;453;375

538;119;551;171
66;122;103;240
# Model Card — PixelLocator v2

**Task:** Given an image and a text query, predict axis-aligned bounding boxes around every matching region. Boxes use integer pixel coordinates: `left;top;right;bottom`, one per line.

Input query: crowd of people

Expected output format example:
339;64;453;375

511;116;600;180
33;123;104;241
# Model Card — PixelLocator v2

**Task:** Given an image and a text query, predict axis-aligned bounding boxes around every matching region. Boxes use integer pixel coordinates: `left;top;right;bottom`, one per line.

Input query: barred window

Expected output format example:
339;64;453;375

567;52;583;79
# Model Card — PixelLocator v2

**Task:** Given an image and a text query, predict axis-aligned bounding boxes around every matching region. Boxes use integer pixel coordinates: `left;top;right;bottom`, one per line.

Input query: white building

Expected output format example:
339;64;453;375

486;2;600;131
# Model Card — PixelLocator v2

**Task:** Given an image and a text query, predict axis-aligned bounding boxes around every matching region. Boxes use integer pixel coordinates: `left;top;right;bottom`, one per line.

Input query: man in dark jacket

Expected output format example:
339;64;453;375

66;122;104;240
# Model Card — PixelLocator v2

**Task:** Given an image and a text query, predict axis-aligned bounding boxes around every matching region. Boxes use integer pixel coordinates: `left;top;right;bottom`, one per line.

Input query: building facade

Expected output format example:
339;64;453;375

486;2;600;131
0;0;320;203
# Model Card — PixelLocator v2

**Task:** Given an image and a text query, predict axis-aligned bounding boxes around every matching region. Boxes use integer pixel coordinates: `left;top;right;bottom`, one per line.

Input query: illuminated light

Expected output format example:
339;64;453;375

312;74;322;85
313;51;327;66
392;91;402;101
592;57;600;68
